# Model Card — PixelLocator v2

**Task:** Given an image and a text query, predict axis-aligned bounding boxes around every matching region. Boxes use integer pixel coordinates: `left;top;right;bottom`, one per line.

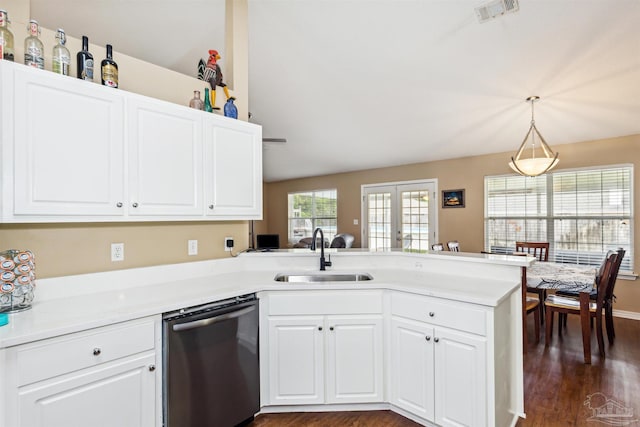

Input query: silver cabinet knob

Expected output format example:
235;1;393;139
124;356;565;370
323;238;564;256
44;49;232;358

116;202;123;208
93;348;101;356
132;202;139;208
434;337;440;343
330;326;334;331
209;204;215;210
429;312;435;317
425;336;431;341
148;364;156;372
318;326;323;331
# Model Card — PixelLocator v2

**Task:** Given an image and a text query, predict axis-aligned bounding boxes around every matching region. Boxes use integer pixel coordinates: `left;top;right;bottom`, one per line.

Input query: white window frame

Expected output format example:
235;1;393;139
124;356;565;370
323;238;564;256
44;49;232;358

361;179;439;251
484;164;635;277
287;189;338;246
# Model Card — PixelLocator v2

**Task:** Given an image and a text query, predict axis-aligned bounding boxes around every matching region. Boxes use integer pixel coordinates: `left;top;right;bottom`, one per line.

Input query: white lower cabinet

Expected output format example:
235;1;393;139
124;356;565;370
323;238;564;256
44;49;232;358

261;289;516;426
391;292;488;427
3;316;160;427
390;317;435;421
267;316;325;404
261;291;384;406
17;352;156;427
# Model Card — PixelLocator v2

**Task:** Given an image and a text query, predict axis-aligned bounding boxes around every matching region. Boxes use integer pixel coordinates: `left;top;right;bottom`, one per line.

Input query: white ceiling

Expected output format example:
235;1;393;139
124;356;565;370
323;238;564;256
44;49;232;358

32;0;640;182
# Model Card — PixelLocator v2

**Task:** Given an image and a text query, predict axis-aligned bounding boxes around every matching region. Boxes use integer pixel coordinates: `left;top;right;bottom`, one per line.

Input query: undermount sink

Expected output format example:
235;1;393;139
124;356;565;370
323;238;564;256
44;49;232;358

274;272;374;283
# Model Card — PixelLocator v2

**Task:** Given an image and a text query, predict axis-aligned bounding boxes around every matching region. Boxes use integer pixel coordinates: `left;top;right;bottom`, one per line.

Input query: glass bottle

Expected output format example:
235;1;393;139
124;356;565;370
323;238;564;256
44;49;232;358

76;35;94;81
0;10;15;61
101;44;118;88
52;29;70;75
204;88;213;113
223;96;238;119
24;19;44;69
189;90;204;110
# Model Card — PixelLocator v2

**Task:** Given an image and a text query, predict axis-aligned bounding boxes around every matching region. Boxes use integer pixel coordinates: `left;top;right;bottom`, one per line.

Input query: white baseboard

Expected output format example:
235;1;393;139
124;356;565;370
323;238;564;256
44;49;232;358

613;309;640;321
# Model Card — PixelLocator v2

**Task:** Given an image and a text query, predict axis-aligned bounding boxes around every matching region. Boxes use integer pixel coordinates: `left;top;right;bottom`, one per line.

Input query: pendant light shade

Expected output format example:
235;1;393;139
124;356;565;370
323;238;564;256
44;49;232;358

508;96;559;177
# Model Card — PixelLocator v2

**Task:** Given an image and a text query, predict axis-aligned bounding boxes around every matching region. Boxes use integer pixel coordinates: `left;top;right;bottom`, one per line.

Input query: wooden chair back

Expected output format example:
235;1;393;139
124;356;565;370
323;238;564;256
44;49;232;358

596;252;619;310
605;248;625;301
447;241;460;252
515;241;549;261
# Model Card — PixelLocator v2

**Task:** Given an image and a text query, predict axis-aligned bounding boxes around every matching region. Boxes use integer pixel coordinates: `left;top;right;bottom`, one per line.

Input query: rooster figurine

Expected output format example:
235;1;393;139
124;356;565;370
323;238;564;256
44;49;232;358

197;49;230;110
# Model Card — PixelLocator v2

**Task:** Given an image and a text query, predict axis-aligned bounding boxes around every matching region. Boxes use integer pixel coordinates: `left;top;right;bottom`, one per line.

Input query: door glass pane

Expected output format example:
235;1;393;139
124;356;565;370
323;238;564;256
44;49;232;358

401;190;430;252
367;193;391;251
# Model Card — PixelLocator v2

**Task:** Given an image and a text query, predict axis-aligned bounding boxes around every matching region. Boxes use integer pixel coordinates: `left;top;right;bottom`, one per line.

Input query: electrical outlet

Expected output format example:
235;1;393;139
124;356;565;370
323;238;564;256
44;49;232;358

224;237;234;252
111;243;124;262
188;240;198;256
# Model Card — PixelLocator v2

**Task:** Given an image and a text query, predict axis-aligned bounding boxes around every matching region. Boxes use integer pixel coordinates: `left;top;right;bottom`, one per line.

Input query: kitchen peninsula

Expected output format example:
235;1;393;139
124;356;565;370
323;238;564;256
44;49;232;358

0;250;531;427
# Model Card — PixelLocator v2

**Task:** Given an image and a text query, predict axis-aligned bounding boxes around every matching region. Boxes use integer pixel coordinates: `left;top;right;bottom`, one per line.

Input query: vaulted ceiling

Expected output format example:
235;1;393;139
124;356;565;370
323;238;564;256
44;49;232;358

33;0;640;182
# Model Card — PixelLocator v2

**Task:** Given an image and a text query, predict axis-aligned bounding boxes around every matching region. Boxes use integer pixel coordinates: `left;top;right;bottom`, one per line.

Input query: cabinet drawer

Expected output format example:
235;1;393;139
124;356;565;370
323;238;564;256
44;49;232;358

267;291;383;315
391;292;487;336
15;317;156;386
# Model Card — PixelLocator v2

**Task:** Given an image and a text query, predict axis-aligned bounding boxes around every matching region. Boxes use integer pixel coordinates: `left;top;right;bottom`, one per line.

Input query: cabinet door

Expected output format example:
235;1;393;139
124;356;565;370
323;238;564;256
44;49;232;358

434;328;487;427
390;317;435;421
203;115;262;219
12;65;125;216
128;97;203;216
17;352;156;427
325;315;384;404
268;316;324;405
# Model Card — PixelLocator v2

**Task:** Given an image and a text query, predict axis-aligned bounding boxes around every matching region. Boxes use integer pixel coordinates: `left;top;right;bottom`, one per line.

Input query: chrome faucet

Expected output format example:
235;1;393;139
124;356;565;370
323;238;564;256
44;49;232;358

310;227;332;271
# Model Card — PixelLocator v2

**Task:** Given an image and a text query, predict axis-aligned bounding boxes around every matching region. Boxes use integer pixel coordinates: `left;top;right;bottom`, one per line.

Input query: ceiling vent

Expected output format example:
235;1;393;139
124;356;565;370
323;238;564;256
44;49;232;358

475;0;519;23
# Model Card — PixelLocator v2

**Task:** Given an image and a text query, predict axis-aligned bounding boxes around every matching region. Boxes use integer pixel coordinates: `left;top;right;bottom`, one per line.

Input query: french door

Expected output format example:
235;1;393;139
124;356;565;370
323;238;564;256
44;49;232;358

362;180;437;251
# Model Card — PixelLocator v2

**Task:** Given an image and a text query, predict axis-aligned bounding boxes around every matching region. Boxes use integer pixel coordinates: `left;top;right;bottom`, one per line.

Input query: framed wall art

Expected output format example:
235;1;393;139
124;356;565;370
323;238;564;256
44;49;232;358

442;189;465;208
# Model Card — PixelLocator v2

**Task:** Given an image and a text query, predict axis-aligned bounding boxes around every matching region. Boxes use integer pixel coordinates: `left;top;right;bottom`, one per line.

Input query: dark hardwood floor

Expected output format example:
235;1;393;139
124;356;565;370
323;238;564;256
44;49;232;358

250;316;640;426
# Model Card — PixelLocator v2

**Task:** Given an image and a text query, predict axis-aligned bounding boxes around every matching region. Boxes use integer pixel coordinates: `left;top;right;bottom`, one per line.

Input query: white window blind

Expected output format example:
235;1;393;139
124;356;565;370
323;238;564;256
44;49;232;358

485;166;633;271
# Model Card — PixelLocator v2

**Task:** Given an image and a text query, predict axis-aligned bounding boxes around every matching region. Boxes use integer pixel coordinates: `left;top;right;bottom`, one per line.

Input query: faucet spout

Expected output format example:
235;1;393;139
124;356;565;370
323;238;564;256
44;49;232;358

311;227;332;271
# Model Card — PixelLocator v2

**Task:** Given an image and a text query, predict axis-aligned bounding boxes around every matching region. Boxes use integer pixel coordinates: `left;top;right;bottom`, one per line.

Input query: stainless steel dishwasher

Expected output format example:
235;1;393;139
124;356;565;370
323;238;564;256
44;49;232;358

163;293;259;427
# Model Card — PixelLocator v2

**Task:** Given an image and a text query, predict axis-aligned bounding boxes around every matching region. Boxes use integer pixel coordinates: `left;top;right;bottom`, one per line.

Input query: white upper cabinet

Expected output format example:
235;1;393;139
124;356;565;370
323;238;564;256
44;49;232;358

0;61;262;222
9;62;125;217
127;96;203;216
204;114;262;219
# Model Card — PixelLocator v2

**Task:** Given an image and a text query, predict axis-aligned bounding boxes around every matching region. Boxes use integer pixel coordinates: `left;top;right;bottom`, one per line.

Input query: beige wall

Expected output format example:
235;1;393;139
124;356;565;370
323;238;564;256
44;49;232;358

264;134;640;313
4;0;248;118
0;222;249;278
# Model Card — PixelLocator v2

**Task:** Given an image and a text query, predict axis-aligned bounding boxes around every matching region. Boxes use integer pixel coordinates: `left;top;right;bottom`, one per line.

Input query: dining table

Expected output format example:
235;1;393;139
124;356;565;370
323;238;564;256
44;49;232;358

526;261;597;293
520;260;597;353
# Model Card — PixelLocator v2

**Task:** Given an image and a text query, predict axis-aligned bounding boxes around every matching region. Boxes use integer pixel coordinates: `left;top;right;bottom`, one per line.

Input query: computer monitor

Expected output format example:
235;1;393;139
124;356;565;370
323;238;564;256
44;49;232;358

256;234;280;250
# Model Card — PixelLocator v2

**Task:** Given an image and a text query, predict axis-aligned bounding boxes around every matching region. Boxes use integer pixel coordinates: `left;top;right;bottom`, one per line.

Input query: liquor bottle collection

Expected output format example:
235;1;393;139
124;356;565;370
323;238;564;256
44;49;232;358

0;9;118;88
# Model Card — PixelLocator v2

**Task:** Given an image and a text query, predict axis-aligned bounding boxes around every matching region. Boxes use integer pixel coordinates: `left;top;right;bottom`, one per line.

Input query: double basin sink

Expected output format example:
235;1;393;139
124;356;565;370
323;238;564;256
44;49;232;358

274;272;373;283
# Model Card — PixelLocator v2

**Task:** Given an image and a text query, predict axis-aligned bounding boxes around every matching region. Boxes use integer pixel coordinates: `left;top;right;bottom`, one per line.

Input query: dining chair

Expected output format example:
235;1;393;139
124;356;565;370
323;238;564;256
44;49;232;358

447;241;460;252
556;248;625;344
516;241;550;324
520;266;541;350
544;251;618;364
431;243;444;251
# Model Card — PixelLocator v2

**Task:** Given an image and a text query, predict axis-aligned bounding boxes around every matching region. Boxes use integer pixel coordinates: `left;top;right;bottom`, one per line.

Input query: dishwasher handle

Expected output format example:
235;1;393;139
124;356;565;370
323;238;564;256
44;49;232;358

172;305;256;332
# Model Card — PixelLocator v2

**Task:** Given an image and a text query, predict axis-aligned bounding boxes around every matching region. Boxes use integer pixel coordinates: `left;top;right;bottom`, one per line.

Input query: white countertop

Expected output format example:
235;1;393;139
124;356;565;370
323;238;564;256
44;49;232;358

0;251;530;349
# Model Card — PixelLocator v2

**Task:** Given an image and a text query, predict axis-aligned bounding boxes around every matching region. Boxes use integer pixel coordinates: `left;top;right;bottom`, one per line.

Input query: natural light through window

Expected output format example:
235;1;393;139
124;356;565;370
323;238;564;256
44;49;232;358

287;189;337;247
484;165;633;271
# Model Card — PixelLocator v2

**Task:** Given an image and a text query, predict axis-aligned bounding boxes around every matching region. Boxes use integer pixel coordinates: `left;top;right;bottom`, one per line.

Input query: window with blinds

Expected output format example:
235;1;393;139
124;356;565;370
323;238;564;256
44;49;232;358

288;189;338;246
485;165;633;271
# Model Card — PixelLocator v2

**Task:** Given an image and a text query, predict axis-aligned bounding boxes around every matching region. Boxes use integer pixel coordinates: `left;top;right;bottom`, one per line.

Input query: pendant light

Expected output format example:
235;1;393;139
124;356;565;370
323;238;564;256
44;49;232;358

508;96;559;176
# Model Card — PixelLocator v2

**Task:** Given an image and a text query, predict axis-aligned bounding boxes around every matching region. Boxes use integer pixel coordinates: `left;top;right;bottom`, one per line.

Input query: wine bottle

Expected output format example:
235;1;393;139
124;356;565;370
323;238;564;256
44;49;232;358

0;10;15;61
24;19;44;69
101;44;118;88
52;29;70;75
204;88;213;112
76;35;93;81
